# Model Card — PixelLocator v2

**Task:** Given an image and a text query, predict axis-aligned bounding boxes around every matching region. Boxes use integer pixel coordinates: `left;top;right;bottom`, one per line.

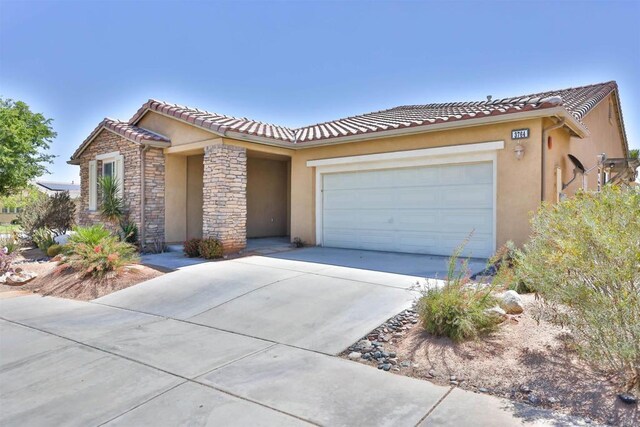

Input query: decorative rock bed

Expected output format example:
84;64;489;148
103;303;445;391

342;307;420;373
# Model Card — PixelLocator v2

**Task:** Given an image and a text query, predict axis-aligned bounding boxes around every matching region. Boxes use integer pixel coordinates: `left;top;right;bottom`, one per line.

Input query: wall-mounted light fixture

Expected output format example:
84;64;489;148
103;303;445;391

514;143;525;160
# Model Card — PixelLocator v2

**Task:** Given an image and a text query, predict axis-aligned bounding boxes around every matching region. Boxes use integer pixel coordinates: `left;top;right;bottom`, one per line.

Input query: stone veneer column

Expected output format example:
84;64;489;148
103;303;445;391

202;144;247;253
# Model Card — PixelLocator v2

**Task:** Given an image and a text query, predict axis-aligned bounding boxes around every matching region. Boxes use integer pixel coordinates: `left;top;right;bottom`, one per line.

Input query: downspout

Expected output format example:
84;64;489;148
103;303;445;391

541;119;565;202
140;144;151;250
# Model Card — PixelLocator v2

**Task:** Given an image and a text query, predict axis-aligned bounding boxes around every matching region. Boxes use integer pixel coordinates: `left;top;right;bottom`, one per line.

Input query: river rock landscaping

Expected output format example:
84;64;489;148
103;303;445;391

341;293;639;427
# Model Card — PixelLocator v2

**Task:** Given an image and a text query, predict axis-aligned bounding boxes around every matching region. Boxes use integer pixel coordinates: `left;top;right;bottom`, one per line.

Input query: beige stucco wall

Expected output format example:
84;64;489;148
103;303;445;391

543;94;627;200
138;112;220;147
187;155;204;239
288;119;544;249
570;94;626;189
247;157;289;238
165;155;187;242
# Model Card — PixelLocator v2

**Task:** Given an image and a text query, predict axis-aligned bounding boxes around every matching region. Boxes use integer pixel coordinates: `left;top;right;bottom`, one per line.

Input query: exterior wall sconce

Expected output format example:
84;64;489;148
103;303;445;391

514;143;525;160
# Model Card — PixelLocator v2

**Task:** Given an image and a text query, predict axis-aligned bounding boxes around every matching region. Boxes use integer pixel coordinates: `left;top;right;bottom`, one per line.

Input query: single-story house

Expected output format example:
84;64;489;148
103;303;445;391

69;81;634;258
35;181;81;199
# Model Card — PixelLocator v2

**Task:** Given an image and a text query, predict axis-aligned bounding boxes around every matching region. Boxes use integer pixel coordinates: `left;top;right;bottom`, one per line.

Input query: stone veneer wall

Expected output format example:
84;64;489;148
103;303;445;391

202;144;247;253
78;130;165;251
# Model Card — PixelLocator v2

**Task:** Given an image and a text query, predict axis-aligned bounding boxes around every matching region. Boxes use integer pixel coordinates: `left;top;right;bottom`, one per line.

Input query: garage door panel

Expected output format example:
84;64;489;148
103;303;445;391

440;162;492;185
321;162;494;258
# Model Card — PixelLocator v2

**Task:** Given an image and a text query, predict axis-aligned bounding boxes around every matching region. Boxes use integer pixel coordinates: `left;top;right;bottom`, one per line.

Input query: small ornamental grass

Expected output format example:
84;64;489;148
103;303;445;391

62;225;138;278
416;243;500;342
515;186;640;391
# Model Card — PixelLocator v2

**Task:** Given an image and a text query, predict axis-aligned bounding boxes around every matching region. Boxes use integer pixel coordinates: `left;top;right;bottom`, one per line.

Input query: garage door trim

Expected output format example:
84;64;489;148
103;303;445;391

309;141;504;254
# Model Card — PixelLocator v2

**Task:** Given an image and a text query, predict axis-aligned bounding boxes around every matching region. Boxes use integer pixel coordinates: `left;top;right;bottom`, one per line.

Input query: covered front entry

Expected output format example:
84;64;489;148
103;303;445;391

246;151;290;239
309;142;502;259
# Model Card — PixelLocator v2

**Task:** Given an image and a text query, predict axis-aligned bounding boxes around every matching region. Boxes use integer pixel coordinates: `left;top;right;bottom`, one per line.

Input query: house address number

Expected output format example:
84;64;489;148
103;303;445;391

511;128;529;139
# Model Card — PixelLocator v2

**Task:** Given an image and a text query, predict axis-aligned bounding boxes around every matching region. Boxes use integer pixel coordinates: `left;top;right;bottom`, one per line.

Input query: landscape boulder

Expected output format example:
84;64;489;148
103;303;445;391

500;290;524;314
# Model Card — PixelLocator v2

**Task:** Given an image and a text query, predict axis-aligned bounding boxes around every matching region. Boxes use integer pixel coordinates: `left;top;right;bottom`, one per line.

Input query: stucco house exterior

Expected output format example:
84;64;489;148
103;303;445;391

69;81;633;257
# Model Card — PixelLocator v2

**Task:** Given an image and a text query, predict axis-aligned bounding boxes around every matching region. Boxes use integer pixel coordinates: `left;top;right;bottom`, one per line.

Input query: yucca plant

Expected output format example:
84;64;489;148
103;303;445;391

98;175;124;223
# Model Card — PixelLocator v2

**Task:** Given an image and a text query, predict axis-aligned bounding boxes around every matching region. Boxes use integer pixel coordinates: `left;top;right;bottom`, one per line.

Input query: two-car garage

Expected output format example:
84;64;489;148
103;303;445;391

309;142;502;259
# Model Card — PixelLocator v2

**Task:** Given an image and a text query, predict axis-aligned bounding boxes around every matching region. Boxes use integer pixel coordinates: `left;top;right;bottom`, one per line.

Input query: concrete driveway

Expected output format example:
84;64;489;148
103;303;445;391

0;248;584;426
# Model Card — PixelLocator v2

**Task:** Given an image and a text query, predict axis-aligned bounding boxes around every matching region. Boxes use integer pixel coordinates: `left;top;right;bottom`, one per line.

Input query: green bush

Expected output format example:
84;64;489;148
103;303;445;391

489;241;533;293
62;233;138;278
47;244;63;257
199;237;223;259
516;186;640;391
183;238;202;257
119;219;138;245
417;244;500;341
17;191;75;238
17;194;49;237
32;227;55;251
68;224;111;247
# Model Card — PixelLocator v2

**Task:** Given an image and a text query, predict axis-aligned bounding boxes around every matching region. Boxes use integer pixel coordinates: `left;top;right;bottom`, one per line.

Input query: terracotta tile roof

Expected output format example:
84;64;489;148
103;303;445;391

292;81;618;143
126;81;618;144
129;100;296;142
71;118;170;160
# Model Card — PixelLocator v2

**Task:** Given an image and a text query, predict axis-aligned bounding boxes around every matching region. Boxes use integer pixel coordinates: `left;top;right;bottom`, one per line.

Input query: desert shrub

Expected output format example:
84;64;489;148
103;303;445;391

17;194;48;237
119;219;138;245
17;191;75;238
516;186;640;391
47;244;63;257
62;233;138;278
32;227;55;251
183;238;202;257
67;224;111;247
46;192;76;234
489;241;533;293
199;237;223;259
416;244;500;341
98;176;124;222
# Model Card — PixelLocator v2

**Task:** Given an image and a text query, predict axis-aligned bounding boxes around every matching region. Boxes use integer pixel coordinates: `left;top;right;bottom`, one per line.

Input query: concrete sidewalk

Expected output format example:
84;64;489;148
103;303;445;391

0;253;593;426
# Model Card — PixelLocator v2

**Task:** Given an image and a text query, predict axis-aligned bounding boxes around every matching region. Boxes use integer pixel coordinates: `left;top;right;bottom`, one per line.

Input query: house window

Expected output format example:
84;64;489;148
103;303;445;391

1;207;8;214
103;160;115;178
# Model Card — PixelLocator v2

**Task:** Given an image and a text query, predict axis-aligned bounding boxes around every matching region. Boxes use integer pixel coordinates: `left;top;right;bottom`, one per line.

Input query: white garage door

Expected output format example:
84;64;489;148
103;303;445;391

321;162;494;258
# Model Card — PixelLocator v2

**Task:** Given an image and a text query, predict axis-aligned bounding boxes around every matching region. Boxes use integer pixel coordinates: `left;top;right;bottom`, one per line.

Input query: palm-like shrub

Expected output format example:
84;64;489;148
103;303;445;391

62;227;138;278
67;224;111;246
98;176;124;223
516;186;640;391
417;244;500;341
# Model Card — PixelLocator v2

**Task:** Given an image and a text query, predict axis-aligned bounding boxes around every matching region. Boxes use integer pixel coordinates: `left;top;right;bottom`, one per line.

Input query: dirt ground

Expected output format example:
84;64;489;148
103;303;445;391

1;247;164;301
345;294;639;427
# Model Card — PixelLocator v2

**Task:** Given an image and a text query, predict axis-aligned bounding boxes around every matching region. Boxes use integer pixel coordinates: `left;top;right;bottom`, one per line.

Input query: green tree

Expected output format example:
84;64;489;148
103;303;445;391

0;98;56;196
0;184;44;210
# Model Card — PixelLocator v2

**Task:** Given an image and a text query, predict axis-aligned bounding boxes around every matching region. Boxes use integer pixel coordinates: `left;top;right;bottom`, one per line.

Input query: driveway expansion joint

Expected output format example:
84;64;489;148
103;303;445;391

0;316;319;426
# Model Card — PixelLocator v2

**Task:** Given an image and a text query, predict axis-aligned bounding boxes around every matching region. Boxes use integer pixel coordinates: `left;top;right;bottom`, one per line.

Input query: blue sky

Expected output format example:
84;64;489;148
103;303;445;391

1;0;638;183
